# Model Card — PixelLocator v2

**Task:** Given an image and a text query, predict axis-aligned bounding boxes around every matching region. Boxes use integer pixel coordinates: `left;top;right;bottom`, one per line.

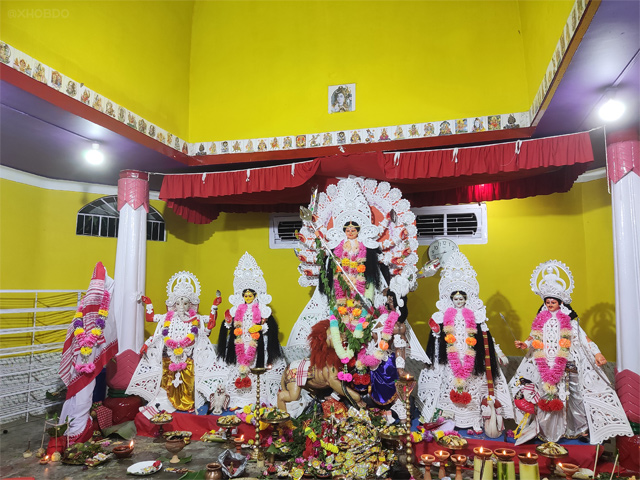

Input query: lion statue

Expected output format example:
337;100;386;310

277;319;365;413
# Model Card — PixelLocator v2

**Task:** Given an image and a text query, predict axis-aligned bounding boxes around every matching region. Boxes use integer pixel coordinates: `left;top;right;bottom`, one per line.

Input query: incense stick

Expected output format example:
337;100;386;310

608;452;618;480
592;444;600;479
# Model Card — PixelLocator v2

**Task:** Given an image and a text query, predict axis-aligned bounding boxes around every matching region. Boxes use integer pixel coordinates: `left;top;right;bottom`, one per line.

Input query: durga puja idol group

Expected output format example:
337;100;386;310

118;177;632;445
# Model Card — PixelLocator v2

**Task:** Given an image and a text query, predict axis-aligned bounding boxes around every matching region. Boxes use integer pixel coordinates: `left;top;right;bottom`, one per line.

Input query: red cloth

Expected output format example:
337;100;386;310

95;404;113;430
134;411;256;440
106;349;141;390
160;131;598;223
102;395;143;425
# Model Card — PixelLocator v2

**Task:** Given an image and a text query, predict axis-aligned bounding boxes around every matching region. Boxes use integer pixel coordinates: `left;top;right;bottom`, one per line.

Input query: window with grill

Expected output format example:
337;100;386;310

76;196;166;242
269;214;303;249
413;203;487;245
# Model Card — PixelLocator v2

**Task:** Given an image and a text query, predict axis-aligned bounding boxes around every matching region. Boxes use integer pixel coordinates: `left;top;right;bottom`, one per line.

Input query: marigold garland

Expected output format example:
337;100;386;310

443;307;476;403
531;310;571;406
72;291;110;374
233;302;263;386
162;309;198;372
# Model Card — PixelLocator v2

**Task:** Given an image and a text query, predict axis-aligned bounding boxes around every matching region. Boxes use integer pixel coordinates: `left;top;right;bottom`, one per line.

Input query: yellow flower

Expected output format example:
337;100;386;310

341;258;351;267
352;308;362;317
74;311;83;318
74;328;85;336
243;405;252;414
248;324;262;334
434;430;444;440
98;309;108;317
346;299;355;308
174;347;184;355
164;337;170;343
164;321;171;328
411;432;423;442
91;328;102;336
350;261;358;269
186;333;195;341
246;414;254;424
80;347;92;356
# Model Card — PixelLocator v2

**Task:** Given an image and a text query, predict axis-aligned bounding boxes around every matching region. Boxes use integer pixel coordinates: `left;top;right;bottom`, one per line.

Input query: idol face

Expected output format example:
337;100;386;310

452;293;467;309
545;297;560;312
243;290;256;304
345;226;359;240
175;297;191;316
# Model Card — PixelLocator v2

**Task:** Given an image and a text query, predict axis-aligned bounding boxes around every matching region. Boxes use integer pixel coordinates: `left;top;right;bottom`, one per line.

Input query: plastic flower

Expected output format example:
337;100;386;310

559;338;571;348
186;333;195;342
234;328;243;336
174;347;184;355
532;340;544;350
74;328;85;336
191;320;199;326
164;321;171;328
445;334;456;344
98;309;108;317
465;337;477;346
80;347;92;356
91;328;102;336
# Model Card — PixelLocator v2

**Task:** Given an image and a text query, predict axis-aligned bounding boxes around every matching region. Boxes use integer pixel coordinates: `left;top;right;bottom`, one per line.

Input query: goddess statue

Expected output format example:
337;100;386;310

289;177;434;416
126;271;224;416
215;252;285;409
417;251;514;434
510;260;633;444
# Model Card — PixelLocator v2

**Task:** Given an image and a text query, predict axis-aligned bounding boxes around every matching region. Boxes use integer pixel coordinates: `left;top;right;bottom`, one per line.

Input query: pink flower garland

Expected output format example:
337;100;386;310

443;308;476;382
531;310;571;387
356;308;400;370
163;309;198;372
234;302;262;369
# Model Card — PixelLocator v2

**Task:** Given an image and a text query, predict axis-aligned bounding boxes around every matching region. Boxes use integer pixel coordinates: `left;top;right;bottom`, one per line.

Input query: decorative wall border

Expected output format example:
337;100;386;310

0;0;587;159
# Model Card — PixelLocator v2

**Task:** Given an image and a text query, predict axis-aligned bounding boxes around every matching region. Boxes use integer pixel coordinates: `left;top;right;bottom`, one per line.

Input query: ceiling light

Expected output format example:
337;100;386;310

599;90;626;122
85;142;104;165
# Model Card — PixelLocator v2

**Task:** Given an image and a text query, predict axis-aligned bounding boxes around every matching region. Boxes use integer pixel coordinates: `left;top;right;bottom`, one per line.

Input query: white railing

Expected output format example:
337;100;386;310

0;289;84;422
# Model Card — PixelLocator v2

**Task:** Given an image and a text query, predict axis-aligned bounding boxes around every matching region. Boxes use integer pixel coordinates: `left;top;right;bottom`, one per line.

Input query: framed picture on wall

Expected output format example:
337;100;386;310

328;84;355;114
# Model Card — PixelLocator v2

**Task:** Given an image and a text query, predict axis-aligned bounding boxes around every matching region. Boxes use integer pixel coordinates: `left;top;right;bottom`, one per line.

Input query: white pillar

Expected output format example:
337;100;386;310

609;132;640;375
113;170;149;353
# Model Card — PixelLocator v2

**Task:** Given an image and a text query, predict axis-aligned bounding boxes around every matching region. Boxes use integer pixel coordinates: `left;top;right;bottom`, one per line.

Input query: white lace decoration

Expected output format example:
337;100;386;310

229;252;272;318
165;271;201;307
530;260;574;304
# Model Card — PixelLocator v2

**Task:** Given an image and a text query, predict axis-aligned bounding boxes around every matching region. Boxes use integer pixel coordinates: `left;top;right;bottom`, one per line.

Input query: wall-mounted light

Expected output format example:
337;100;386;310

85;142;104;165
599;89;626;122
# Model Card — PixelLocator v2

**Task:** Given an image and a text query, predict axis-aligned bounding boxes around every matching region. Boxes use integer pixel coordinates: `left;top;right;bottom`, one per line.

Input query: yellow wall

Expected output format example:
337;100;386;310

518;0;575;103
0;0;194;139
1;1;575;142
0;176;616;360
188;0;531;141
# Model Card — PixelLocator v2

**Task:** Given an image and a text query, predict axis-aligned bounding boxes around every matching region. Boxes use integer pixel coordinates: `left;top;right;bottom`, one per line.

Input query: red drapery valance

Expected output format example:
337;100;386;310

160;130;602;224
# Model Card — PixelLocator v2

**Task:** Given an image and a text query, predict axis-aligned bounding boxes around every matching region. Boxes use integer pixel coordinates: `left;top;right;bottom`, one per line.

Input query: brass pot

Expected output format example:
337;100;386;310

205;462;223;480
165;438;186;464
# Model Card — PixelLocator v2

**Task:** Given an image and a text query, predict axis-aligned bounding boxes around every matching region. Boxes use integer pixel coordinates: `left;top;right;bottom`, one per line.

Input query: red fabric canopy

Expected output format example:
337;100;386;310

160;130;601;224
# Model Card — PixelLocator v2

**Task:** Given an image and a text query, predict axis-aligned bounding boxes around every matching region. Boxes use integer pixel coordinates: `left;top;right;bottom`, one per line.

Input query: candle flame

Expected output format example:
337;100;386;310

480;447;483;453
559;463;563;468
129;440;134;448
240;435;244;441
45;455;49;460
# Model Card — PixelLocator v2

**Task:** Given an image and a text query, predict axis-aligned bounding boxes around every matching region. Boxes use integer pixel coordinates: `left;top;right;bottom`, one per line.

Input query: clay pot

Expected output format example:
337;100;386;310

165;438;186;463
112;445;133;459
205;462;223;480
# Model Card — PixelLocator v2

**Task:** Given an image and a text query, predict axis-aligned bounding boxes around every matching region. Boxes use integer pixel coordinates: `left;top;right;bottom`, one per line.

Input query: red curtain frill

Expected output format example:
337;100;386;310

160;131;599;224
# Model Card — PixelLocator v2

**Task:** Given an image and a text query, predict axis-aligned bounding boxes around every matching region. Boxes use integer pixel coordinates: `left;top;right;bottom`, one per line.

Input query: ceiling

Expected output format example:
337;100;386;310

1;0;638;191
